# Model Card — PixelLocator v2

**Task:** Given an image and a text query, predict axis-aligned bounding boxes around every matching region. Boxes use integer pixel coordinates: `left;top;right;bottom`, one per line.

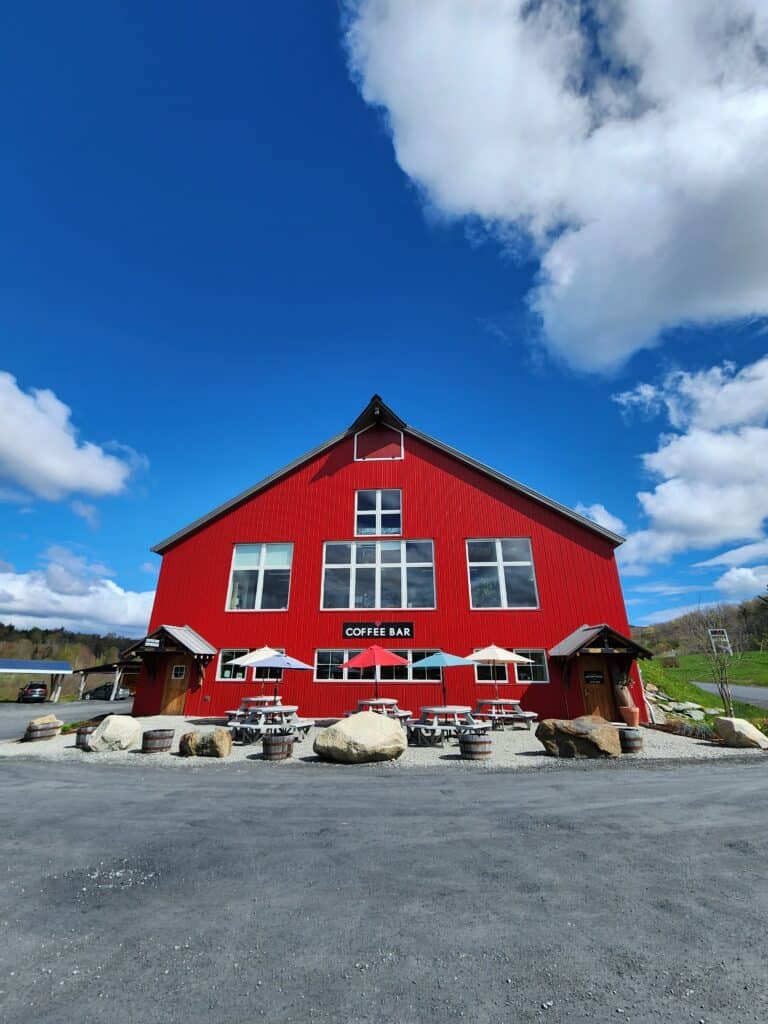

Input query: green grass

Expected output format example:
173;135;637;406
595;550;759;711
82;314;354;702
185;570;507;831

642;659;767;727
667;651;768;687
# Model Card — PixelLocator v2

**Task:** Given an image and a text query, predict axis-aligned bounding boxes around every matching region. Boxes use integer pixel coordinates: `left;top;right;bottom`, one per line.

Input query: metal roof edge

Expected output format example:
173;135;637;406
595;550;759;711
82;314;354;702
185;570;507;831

402;426;625;546
151;428;351;554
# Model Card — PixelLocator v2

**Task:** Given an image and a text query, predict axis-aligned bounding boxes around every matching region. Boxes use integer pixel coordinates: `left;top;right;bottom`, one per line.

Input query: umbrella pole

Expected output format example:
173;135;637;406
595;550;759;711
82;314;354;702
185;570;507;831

493;662;499;700
374;666;379;700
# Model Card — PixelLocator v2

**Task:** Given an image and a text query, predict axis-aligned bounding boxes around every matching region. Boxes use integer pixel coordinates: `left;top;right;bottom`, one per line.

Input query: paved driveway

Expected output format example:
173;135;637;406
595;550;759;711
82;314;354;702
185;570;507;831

0;699;133;740
696;682;768;709
1;759;767;1023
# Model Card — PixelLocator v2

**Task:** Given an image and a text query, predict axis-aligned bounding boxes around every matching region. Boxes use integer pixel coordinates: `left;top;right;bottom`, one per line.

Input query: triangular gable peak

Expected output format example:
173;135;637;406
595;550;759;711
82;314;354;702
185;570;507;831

152;394;625;553
122;624;216;661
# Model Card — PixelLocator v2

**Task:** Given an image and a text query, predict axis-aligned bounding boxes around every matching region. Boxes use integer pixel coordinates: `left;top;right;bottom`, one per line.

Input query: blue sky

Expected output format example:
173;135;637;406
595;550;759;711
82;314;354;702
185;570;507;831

1;1;767;635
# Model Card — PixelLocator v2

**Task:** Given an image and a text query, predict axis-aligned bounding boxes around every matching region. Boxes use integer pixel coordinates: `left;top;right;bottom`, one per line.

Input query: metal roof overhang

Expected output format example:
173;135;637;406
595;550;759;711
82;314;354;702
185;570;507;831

0;660;73;675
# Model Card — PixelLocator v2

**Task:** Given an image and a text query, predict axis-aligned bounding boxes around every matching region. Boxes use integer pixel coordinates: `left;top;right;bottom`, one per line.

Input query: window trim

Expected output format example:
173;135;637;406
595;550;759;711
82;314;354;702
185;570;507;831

216;648;249;682
320;539;437;611
171;664;187;681
472;647;550;685
225;542;294;613
353;423;404;462
354;489;402;538
313;648;443;683
465;537;540;611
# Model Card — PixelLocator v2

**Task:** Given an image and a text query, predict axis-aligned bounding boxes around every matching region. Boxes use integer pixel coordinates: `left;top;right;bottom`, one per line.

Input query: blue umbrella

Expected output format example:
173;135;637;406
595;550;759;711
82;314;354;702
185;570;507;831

230;652;313;697
410;651;475;705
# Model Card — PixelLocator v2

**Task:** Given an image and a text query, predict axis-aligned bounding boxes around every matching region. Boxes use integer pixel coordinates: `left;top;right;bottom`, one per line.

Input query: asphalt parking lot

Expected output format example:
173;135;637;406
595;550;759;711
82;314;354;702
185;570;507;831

0;699;133;741
2;758;767;1024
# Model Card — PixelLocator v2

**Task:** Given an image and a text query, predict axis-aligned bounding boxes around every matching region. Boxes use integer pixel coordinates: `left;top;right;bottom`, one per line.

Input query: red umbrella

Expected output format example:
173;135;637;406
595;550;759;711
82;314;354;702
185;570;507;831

340;645;409;699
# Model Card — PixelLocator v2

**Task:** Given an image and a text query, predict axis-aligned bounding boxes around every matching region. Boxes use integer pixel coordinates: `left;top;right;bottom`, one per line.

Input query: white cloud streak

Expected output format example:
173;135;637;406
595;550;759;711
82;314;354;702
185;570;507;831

0;546;153;634
344;0;768;370
575;502;626;535
0;372;145;502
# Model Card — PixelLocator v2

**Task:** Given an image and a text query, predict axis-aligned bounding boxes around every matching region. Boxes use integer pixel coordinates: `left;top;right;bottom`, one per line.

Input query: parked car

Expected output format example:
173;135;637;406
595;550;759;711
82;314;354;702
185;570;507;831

17;681;48;703
83;683;131;701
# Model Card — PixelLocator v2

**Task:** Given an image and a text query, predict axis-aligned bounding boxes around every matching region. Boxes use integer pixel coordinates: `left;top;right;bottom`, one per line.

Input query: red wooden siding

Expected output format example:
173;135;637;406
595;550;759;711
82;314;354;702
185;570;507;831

135;431;643;721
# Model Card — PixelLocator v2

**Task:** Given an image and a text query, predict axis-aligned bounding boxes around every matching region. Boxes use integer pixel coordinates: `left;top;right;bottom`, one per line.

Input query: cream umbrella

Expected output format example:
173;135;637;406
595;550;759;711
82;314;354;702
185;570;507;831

465;644;532;699
226;646;283;696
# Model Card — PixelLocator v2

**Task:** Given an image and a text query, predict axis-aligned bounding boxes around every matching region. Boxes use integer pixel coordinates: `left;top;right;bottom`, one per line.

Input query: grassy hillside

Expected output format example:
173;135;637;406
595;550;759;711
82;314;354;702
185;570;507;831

660;652;768;687
641;659;767;726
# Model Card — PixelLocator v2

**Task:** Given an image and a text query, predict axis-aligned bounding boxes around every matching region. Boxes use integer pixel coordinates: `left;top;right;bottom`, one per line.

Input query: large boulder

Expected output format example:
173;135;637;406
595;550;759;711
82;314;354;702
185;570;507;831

179;727;232;758
24;714;63;741
27;714;62;728
87;714;141;752
536;715;622;758
313;711;406;764
714;717;768;750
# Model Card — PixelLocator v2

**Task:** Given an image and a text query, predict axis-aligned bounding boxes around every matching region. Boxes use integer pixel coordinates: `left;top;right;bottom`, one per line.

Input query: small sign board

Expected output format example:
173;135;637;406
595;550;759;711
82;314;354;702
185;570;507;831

342;622;414;640
144;637;161;649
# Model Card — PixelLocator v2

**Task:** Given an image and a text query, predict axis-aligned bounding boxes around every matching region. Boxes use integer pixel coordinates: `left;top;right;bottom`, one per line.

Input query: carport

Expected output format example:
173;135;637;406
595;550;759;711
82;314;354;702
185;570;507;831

0;659;73;703
77;659;141;701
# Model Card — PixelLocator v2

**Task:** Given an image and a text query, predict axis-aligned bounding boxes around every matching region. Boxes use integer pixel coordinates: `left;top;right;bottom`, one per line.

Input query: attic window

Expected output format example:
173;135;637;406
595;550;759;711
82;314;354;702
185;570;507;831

354;423;404;461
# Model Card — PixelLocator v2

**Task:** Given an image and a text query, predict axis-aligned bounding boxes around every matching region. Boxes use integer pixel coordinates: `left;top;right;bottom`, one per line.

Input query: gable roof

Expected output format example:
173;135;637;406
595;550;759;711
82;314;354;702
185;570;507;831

549;624;652;659
122;624;217;658
152;394;625;553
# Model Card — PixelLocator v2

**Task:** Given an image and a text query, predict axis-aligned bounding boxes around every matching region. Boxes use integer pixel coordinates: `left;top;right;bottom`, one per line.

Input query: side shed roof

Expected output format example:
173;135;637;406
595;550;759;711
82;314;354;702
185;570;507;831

549;624;652;659
0;659;73;675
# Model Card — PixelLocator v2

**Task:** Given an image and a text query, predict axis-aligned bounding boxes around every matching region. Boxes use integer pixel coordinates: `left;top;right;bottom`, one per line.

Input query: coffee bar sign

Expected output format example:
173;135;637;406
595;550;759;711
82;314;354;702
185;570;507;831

342;622;414;640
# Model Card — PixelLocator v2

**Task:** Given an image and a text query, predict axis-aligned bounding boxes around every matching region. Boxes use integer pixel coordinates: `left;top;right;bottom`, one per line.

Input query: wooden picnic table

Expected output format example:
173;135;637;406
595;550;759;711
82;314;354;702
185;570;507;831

357;697;398;713
473;699;538;731
407;706;485;747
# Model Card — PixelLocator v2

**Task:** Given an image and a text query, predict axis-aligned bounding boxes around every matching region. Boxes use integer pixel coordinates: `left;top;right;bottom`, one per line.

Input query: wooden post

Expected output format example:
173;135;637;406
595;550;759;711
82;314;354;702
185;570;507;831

109;666;123;702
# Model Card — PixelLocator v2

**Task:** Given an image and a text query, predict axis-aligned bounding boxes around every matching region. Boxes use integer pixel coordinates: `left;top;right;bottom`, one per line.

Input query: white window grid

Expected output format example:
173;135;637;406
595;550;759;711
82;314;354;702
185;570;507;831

226;542;293;612
217;649;248;681
171;664;187;680
472;648;549;684
466;538;539;610
313;648;442;683
354;489;402;537
321;540;435;610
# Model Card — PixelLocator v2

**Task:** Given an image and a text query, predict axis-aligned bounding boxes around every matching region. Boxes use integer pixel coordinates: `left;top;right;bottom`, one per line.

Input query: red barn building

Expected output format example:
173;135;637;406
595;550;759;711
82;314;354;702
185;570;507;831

131;396;649;722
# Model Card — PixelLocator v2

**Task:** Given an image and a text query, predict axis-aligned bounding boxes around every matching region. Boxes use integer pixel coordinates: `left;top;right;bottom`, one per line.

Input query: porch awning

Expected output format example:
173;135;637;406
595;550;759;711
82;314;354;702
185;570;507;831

122;624;217;661
549;624;652;660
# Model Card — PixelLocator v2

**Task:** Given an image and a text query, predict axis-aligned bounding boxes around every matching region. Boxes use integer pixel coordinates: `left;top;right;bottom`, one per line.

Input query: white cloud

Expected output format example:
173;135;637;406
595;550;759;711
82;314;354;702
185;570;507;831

575;502;626;535
344;1;768;370
0;546;153;634
0;372;145;502
636;601;718;625
140;561;159;575
613;356;768;572
71;500;99;529
631;583;705;597
713;565;768;600
695;539;768;568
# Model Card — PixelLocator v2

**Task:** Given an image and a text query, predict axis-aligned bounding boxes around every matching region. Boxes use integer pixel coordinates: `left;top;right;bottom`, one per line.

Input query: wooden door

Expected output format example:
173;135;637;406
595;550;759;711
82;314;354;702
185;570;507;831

578;657;616;721
161;659;190;715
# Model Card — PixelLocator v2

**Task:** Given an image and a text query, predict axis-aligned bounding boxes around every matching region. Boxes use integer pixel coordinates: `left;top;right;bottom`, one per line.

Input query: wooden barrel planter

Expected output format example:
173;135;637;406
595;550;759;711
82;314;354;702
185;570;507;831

76;724;97;750
459;733;492;761
619;727;643;754
263;734;294;761
142;728;175;754
24;722;61;742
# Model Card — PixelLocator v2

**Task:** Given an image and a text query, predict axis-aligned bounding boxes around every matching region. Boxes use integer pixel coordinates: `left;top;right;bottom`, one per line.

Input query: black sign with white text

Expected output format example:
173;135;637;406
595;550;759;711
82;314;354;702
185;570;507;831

342;622;414;640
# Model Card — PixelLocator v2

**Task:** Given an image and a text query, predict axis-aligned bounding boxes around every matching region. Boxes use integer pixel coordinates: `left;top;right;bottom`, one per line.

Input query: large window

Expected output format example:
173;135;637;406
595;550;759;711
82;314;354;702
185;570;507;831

254;647;285;682
473;648;549;684
321;540;435;609
314;648;442;682
227;543;293;611
217;649;248;681
355;490;402;536
466;538;538;609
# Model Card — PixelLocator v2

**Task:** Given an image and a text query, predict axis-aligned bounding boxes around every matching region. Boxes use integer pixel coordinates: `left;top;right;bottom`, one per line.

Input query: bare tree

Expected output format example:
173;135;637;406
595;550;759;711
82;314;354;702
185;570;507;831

683;605;747;718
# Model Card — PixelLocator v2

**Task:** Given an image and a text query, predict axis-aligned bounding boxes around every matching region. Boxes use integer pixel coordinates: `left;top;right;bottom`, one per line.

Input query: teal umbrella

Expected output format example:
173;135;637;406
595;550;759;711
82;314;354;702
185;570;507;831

410;651;475;705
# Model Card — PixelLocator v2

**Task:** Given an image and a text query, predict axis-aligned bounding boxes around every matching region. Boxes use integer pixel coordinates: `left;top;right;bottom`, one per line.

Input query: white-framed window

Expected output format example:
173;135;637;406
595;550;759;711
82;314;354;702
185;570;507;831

355;489;401;536
171;664;187;681
514;649;549;683
321;540;435;609
473;648;549;684
227;543;293;611
466;538;538;609
217;649;248;681
314;648;442;683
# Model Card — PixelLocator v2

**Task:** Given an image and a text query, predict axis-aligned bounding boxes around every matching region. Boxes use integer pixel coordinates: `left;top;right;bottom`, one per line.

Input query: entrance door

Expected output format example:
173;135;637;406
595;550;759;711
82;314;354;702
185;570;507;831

578;657;616;720
161;659;190;715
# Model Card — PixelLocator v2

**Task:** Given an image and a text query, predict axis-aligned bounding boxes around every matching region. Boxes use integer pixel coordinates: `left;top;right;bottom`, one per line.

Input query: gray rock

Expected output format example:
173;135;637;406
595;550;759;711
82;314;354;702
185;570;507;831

687;709;705;721
535;715;621;758
87;715;141;752
179;728;232;758
313;711;406;764
714;717;768;750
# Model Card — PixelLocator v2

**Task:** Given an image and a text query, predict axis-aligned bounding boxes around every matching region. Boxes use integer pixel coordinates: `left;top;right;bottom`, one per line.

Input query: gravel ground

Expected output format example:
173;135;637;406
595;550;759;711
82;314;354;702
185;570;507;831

1;713;764;769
